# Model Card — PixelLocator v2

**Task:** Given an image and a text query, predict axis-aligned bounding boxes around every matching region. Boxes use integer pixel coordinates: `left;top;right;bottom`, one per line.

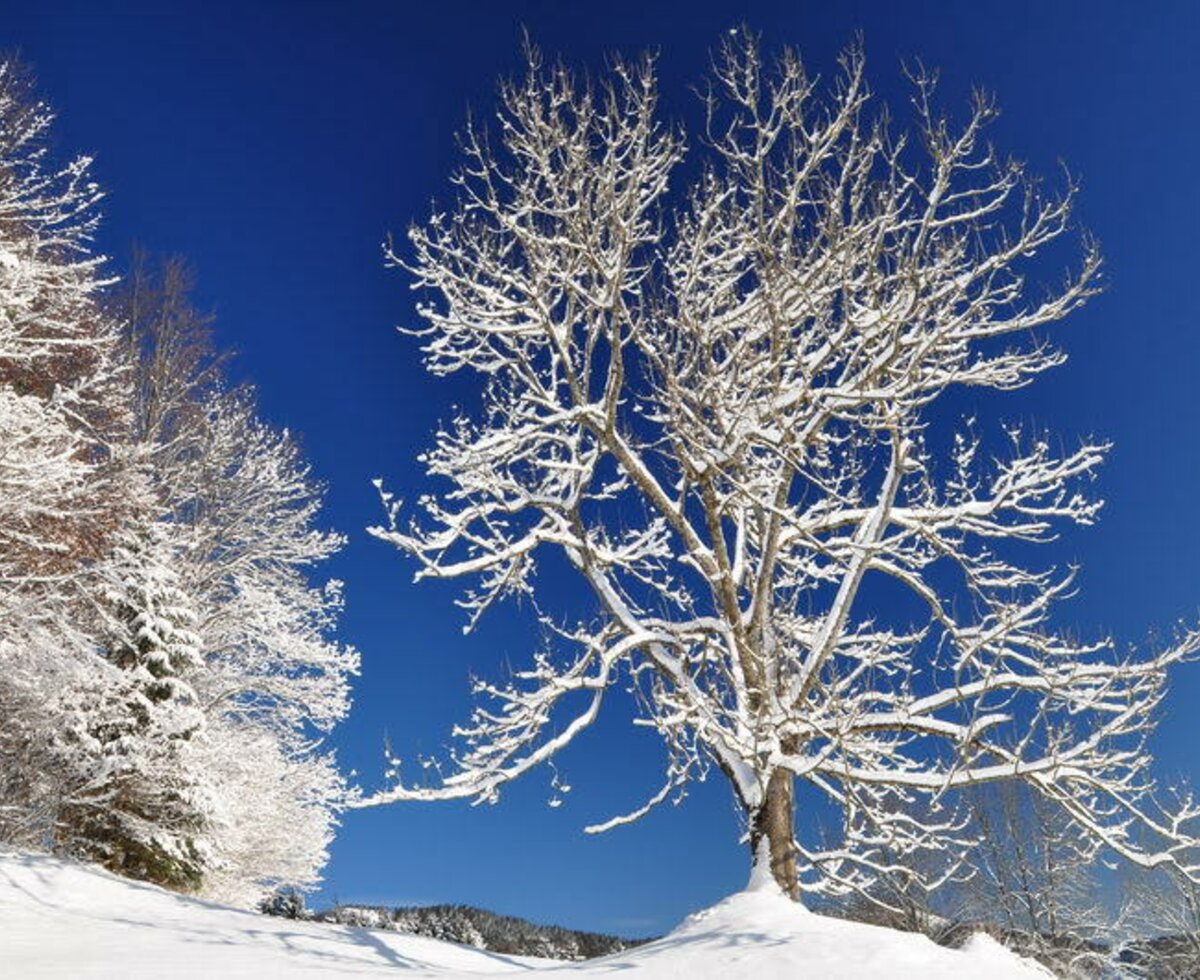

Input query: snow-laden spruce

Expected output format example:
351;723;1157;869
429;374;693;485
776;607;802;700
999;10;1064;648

365;30;1200;903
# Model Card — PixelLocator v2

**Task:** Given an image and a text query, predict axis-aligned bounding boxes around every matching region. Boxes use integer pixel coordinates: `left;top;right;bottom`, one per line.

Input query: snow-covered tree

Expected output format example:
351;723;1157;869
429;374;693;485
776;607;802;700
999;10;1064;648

54;500;212;889
0;59;137;852
1119;869;1200;978
180;391;357;739
114;258;358;904
50;662;209;889
174;392;356;905
102;516;203;695
0;60;213;886
962;783;1110;970
0;58;127;649
366;33;1200;901
0;632;86;846
0;64;354;903
196;717;344;906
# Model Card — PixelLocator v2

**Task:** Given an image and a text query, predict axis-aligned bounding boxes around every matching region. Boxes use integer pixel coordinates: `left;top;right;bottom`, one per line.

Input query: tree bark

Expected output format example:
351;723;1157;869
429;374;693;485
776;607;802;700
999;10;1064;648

749;768;798;899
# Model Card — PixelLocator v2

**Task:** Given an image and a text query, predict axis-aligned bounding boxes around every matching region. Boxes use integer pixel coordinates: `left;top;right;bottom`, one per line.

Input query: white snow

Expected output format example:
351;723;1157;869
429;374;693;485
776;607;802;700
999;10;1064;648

0;851;546;978
0;850;1050;978
527;884;1052;979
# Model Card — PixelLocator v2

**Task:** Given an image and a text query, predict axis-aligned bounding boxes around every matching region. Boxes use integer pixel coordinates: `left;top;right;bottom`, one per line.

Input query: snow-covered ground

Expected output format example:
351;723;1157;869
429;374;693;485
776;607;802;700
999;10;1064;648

0;850;1049;978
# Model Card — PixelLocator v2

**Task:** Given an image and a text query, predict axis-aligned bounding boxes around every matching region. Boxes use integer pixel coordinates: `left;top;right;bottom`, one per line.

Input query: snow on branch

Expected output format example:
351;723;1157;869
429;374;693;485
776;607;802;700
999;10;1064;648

362;31;1199;898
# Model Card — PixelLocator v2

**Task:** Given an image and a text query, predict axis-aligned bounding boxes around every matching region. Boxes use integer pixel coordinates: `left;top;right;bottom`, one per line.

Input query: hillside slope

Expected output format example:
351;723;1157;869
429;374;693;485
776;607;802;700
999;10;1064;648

0;851;1048;978
314;902;646;960
0;851;545;978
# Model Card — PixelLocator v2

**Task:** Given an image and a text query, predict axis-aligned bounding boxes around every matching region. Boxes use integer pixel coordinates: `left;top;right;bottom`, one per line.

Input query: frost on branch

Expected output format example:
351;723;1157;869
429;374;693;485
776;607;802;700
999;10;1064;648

365;32;1200;902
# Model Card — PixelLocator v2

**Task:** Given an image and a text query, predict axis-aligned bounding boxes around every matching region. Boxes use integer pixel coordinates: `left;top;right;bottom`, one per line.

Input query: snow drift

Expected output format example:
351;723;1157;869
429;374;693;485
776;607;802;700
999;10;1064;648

0;851;1048;977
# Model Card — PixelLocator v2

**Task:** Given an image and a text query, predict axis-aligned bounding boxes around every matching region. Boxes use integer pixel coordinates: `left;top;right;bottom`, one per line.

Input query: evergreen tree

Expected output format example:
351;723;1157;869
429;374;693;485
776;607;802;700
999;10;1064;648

53;508;211;889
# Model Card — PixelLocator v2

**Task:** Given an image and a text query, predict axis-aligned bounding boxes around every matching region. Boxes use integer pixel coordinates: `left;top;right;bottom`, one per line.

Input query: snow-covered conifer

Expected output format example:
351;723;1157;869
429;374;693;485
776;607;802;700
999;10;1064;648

103;515;203;698
49;655;209;890
52;496;213;889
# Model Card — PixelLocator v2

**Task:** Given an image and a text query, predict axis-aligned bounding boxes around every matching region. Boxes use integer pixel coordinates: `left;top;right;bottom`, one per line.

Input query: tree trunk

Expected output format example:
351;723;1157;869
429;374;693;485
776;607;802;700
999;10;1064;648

749;768;798;899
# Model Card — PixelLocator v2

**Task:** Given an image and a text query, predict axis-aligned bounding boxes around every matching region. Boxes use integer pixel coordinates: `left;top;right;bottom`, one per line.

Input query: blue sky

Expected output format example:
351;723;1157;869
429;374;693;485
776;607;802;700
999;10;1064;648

4;0;1199;937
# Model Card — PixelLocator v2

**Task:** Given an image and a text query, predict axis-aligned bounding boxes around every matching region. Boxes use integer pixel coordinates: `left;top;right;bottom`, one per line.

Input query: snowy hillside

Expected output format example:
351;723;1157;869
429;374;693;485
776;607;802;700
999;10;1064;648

0;851;1049;978
314;903;646;960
